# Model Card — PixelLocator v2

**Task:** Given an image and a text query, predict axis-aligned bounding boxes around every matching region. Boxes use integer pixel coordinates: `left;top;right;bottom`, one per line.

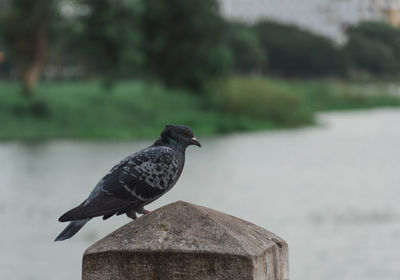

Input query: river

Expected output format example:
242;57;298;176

1;108;400;280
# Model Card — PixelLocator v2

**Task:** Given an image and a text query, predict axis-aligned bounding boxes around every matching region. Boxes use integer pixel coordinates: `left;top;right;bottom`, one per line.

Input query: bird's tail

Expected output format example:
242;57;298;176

55;218;90;241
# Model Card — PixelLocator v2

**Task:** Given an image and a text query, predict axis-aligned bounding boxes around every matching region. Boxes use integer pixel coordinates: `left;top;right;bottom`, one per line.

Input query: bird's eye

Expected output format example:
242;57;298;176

182;131;188;136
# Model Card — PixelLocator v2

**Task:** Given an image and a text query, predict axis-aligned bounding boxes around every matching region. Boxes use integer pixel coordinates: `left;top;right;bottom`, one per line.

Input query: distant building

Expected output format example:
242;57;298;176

369;0;400;27
219;0;400;43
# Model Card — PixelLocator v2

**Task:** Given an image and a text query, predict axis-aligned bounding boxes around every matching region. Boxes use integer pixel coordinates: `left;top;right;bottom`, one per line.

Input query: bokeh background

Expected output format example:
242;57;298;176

1;0;400;279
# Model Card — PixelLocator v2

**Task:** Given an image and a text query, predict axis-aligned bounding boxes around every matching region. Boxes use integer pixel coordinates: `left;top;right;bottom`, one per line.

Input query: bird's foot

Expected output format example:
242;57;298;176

137;207;150;215
126;211;137;220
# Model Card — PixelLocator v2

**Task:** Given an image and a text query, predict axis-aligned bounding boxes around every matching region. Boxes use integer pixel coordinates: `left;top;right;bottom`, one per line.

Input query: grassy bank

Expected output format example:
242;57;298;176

280;79;400;111
1;78;400;140
0;81;279;140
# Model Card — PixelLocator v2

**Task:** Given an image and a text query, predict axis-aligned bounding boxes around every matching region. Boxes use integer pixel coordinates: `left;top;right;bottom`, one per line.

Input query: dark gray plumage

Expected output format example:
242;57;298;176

55;124;200;241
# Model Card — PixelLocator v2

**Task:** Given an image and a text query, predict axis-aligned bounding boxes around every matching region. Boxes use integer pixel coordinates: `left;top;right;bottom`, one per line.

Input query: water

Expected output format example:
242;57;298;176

1;108;400;280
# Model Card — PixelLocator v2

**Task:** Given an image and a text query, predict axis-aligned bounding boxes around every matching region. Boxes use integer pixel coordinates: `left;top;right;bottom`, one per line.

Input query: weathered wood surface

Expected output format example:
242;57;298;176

82;201;289;280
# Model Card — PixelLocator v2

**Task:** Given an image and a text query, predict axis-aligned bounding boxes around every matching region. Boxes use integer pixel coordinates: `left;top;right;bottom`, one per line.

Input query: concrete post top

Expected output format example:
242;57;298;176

84;201;287;258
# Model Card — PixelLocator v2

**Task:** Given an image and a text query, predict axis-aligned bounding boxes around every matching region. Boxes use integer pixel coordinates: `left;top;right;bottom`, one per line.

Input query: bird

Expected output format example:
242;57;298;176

55;124;201;241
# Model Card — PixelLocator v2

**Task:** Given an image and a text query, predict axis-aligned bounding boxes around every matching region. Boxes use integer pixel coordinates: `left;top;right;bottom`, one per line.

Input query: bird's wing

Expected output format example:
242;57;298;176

101;145;180;201
58;193;133;222
58;146;179;222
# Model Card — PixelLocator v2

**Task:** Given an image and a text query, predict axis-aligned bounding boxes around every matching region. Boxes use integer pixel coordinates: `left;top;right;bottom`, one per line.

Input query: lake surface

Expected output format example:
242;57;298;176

1;108;400;280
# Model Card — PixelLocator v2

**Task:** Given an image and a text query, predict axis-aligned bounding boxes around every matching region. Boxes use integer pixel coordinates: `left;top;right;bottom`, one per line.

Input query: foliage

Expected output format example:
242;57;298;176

0;81;269;140
66;0;144;86
1;79;400;140
212;77;313;126
0;0;59;93
253;20;348;77
344;22;400;75
141;0;230;91
1;0;231;92
3;0;400;100
224;22;267;74
282;79;400;111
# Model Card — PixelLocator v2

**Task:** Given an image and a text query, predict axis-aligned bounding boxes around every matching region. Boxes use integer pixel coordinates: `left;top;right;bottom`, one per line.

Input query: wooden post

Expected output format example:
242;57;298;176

82;201;289;280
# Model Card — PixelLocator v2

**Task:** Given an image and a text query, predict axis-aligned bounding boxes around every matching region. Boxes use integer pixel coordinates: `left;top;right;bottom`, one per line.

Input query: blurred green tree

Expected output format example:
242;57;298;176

141;0;230;91
0;0;58;94
344;22;400;75
254;20;348;77
67;0;143;88
225;22;267;74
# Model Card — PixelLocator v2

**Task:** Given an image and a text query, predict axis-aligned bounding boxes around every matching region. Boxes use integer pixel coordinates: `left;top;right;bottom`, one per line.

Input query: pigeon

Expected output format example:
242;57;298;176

55;124;200;241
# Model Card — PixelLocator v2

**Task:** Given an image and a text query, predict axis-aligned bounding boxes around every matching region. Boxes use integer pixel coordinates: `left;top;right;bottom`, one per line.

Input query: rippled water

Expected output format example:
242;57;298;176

1;108;400;280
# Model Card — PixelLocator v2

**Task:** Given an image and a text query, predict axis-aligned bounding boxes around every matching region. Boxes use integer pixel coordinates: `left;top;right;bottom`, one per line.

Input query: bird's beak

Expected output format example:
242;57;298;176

191;137;201;147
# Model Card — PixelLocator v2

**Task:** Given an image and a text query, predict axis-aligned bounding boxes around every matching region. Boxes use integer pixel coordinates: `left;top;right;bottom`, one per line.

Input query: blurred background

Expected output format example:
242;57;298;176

1;0;400;279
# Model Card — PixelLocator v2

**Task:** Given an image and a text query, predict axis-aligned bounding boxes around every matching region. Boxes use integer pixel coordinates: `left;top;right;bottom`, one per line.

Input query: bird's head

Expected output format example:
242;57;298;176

161;124;201;148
